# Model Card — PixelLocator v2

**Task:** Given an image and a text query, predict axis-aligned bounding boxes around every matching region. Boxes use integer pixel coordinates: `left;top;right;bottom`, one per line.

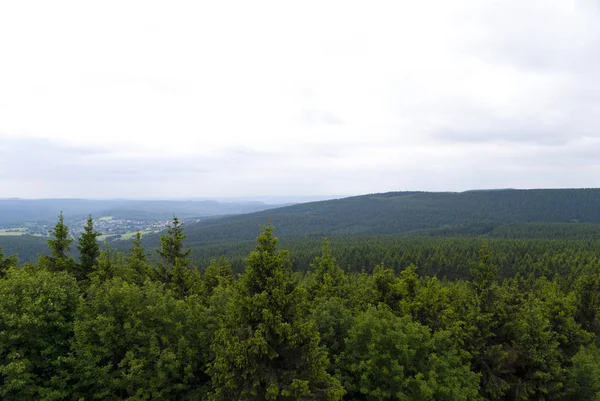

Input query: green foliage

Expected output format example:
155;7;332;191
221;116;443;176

169;257;202;298
311;297;353;365
124;231;151;285
0;234;48;265
574;271;600;341
88;243;125;283
46;212;72;260
156;216;191;268
43;212;76;274
3;214;600;400
337;305;481;401
506;296;564;400
72;278;210;399
370;264;402;310
202;256;234;301
0;246;18;277
471;243;498;295
308;239;348;302
0;268;79;400
76;215;101;280
209;225;343;400
154;217;194;296
179;189;600;244
563;344;600;400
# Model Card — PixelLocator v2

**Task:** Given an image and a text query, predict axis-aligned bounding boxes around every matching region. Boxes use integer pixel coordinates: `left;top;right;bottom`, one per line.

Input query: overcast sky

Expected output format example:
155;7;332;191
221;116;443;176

1;0;599;199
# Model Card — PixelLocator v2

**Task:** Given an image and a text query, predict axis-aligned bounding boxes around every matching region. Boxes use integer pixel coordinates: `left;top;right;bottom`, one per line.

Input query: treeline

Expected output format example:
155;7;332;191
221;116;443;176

184;235;600;281
4;222;600;269
1;215;600;400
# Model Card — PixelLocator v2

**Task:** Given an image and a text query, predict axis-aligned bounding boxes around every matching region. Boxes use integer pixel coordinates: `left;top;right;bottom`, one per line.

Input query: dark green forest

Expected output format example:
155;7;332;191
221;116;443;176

173;189;600;243
4;189;600;263
1;209;600;400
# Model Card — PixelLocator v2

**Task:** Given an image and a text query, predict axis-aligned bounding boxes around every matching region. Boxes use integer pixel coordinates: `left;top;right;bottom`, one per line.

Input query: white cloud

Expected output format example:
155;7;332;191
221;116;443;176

0;0;599;197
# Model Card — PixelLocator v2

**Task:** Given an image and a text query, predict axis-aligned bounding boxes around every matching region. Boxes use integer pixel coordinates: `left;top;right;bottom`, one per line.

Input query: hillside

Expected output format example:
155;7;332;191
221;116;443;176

0;199;286;225
5;188;600;264
177;188;600;245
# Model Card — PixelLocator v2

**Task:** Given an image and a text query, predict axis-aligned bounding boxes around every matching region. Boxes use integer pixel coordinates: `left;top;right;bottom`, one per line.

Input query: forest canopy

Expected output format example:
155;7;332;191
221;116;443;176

1;212;600;400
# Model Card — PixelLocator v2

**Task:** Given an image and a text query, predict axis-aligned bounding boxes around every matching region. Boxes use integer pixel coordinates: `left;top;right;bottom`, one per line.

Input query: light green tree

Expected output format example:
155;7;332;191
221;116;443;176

309;239;348;302
124;231;151;284
563;344;600;400
337;305;481;401
202;256;234;302
0;268;79;400
72;278;210;399
209;225;344;401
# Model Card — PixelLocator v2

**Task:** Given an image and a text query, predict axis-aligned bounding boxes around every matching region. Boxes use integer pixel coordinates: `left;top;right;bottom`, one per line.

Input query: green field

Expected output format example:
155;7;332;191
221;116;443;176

97;230;156;242
0;228;28;236
98;216;113;221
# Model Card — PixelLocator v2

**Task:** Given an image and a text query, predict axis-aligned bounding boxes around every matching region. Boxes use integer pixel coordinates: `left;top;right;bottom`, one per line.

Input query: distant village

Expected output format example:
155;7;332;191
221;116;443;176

71;217;170;237
0;217;187;241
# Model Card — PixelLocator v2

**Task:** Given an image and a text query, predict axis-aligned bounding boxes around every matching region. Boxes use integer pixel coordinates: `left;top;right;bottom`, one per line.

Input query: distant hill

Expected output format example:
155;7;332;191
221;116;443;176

175;189;600;245
0;199;287;225
0;235;48;263
5;189;600;265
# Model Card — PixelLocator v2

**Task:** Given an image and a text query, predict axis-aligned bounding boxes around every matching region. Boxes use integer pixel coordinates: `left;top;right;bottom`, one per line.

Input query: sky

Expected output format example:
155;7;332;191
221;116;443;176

1;0;599;199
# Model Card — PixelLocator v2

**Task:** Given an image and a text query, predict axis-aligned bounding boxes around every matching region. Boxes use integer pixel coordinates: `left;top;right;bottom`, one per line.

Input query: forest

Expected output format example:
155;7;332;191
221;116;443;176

1;211;600;401
173;188;600;243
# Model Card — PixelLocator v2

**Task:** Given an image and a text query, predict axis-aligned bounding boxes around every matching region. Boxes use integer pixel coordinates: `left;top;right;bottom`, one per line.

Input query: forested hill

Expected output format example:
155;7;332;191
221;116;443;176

179;188;600;243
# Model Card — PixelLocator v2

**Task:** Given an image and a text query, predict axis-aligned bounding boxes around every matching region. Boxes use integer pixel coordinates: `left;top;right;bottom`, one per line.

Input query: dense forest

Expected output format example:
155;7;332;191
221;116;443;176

174;189;600;243
1;213;600;400
4;189;600;263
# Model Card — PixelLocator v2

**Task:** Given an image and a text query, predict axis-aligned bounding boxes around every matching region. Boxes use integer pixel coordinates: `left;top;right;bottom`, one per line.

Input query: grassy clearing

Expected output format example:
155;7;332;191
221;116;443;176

98;216;113;221
97;230;155;242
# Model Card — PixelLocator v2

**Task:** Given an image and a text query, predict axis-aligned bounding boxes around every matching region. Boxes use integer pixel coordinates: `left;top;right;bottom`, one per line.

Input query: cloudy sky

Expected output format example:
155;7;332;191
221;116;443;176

1;0;599;199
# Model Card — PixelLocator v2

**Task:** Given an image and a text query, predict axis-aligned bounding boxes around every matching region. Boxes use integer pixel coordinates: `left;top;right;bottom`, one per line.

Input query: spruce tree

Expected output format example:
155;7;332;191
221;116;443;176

77;215;100;280
309;239;347;301
125;232;151;284
45;212;75;273
469;242;505;399
209;225;343;401
202;257;234;300
155;216;191;284
156;216;191;267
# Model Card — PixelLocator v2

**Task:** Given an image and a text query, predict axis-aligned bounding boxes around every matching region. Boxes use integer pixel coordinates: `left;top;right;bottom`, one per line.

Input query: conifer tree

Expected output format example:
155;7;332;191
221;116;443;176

337;305;480;401
122;231;151;284
157;216;191;268
89;242;126;283
309;239;347;301
202;256;234;301
0;268;79;399
170;257;199;298
47;212;72;259
77;215;100;279
209;225;343;401
371;264;402;310
45;211;76;273
471;242;498;296
469;242;506;400
155;217;191;285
